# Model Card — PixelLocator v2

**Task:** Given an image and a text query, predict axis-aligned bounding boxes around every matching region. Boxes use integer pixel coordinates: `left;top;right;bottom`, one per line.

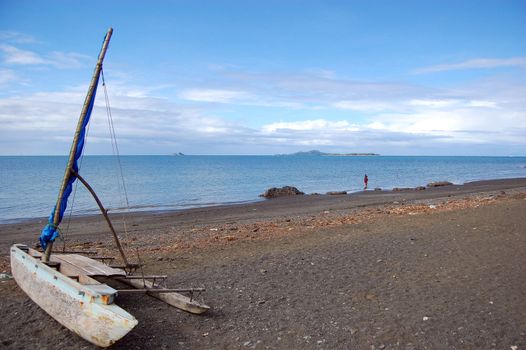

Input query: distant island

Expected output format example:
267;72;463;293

278;150;380;156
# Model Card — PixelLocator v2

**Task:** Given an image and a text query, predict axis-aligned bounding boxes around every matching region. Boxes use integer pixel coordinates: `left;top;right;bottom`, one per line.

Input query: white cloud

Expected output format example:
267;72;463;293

179;89;249;103
0;44;90;68
262;119;357;133
0;31;36;44
467;100;497;108
47;51;91;69
0;69;17;86
0;44;46;65
408;99;459;108
0;65;525;155
332;100;395;111
414;57;526;74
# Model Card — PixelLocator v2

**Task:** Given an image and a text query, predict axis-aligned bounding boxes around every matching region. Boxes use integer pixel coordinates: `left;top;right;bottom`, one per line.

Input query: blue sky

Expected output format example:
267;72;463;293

0;0;525;155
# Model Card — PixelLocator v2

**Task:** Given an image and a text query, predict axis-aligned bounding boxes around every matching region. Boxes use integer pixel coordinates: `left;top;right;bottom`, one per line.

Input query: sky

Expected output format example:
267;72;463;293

0;0;525;156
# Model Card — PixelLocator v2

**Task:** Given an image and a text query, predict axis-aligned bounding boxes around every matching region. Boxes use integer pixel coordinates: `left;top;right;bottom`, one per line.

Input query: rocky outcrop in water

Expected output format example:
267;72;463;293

260;186;305;198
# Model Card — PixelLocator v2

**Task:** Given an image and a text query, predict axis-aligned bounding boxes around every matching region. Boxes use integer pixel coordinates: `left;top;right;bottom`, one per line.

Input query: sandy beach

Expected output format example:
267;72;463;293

0;178;525;349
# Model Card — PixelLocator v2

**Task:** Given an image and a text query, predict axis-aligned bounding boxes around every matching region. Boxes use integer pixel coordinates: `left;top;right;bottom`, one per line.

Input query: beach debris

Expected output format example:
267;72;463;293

422;316;430;321
65;189;525;271
326;191;347;195
365;292;377;300
260;186;304;198
427;181;453;187
429;204;437;209
0;273;13;281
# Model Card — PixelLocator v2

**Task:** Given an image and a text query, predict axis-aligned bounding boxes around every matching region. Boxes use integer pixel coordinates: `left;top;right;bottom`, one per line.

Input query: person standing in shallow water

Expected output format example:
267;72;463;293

364;174;368;190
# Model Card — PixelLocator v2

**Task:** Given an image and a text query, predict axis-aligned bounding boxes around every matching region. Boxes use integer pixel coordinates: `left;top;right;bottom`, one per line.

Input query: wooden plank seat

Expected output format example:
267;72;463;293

15;246;119;305
26;248;120;304
51;254;127;277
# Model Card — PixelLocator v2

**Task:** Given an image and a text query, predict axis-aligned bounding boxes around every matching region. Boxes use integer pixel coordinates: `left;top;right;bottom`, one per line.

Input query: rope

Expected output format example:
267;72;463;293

101;69;139;266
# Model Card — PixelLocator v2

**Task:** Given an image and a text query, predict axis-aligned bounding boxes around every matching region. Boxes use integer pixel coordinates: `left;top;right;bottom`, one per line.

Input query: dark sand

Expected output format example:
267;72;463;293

0;178;525;349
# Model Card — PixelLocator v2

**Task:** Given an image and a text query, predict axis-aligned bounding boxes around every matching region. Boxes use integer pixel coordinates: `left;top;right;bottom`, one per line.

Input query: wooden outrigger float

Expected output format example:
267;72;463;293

10;28;209;347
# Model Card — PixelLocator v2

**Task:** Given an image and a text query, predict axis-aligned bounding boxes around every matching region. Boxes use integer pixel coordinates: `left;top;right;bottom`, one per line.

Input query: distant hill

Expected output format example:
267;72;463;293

278;150;379;156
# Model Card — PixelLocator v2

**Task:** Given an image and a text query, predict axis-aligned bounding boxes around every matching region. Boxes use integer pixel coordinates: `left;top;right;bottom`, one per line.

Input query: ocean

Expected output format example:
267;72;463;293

1;155;525;223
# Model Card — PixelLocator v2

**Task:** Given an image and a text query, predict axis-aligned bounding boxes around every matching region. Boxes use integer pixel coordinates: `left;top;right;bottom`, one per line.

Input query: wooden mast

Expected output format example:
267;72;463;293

43;28;113;263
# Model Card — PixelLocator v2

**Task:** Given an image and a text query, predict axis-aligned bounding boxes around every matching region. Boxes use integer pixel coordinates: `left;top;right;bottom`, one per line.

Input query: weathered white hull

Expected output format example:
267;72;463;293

10;245;138;347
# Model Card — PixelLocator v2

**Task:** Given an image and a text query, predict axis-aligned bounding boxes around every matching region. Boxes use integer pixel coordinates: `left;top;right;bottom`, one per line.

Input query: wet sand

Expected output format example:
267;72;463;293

0;178;525;349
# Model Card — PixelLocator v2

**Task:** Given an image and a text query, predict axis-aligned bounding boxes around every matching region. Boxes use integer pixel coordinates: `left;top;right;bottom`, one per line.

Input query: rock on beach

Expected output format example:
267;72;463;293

326;191;347;195
427;181;453;187
260;186;305;198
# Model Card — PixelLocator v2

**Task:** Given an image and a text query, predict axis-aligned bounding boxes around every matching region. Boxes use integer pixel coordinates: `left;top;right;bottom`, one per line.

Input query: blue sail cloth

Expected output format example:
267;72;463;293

39;76;100;250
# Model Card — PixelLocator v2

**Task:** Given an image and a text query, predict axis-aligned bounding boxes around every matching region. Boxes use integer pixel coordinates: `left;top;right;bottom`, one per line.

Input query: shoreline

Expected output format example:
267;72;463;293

1;177;525;253
1;177;525;349
2;177;525;226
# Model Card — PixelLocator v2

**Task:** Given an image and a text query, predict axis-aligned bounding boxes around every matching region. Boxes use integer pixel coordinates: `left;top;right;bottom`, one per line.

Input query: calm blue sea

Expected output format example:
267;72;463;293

1;155;525;223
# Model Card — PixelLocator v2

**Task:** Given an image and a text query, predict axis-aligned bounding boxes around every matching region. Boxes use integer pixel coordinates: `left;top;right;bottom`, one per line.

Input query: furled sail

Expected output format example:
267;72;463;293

39;28;112;251
39;78;100;249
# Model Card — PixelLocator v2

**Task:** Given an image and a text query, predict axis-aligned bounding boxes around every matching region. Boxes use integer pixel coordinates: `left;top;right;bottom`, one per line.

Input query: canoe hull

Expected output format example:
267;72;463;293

10;245;138;347
118;277;210;314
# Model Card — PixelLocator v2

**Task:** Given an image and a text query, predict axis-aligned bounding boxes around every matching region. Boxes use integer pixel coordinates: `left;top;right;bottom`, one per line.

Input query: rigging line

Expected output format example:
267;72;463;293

101;70;130;207
101;73;119;162
101;69;135;263
101;70;145;270
101;70;130;213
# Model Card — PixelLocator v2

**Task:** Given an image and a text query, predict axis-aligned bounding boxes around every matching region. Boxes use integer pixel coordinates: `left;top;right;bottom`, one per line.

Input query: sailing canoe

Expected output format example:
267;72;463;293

10;244;137;347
